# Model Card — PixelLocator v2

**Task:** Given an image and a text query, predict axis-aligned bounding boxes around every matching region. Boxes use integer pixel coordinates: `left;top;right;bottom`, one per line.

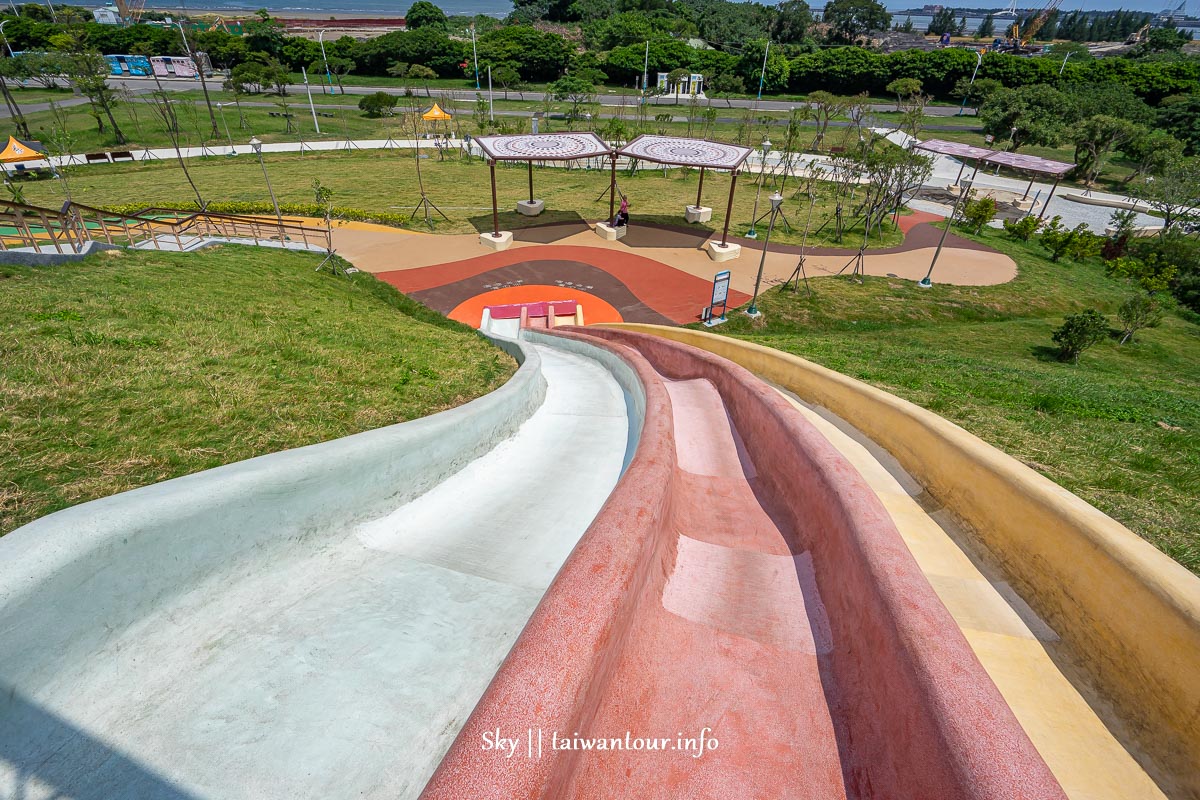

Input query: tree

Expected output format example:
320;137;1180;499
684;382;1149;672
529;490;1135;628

886;77;921;111
359;91;398;117
310;55;353;94
1116;295;1164;344
708;72;745;106
976;13;994;39
477;25;571;82
549;75;596;121
406;0;448;30
1052;310;1107;363
1071;115;1140;187
1158;95;1200;156
979;84;1070;151
58;49;126;144
1132;27;1189;55
822;0;890;44
406;64;437;96
952;76;1002;108
771;0;813;44
1106;254;1178;294
1121;129;1185;185
1129;157;1200;235
491;63;524;99
809;90;848;150
926;7;957;36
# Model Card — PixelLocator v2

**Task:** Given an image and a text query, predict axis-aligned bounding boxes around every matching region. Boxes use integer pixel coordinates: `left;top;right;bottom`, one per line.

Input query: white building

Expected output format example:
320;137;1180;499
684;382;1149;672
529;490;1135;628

92;4;121;24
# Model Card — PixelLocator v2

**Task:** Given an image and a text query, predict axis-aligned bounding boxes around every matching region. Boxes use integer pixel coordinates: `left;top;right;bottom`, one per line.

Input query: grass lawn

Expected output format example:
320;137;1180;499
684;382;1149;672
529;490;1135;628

17;149;905;249
713;226;1200;573
0;246;516;535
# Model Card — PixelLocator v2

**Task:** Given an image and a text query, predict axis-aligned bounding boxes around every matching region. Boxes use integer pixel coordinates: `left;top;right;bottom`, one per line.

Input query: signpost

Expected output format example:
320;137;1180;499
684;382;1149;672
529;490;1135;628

701;270;731;326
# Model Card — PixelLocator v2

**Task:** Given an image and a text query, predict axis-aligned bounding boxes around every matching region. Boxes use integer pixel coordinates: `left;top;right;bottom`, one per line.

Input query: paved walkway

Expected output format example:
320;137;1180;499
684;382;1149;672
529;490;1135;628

324;208;1014;326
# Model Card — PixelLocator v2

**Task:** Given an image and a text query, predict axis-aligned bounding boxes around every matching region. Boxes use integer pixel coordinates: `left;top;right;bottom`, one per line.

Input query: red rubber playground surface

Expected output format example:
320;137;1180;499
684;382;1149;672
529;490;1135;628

374;246;753;326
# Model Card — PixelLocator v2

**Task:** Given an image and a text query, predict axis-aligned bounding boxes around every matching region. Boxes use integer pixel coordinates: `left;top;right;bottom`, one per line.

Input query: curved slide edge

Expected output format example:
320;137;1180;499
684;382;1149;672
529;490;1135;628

0;335;544;692
423;326;1063;800
602;322;1200;794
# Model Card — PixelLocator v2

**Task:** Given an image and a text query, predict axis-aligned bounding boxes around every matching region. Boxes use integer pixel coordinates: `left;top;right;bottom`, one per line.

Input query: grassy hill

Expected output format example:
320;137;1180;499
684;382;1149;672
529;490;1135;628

0;245;515;535
715;227;1200;573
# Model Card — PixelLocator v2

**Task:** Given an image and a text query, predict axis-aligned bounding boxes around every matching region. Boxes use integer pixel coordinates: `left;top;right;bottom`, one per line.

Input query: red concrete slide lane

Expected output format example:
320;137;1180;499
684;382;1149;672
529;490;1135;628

421;328;1065;800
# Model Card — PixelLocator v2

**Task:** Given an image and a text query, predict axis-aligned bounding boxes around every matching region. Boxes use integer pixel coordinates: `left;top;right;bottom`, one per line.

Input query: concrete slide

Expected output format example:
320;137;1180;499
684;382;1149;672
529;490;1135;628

0;337;634;799
424;327;1065;800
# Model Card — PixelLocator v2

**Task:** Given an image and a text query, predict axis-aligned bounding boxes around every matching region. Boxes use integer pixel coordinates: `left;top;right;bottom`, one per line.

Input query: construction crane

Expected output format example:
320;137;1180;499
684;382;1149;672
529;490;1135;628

997;0;1064;53
114;0;147;25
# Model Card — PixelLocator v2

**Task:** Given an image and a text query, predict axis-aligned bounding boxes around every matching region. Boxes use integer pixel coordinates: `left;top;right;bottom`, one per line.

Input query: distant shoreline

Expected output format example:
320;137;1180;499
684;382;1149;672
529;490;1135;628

146;7;410;18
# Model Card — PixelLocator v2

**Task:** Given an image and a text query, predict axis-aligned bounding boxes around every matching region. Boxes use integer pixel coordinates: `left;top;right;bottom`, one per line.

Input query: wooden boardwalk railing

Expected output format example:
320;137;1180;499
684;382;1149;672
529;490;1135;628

0;201;327;254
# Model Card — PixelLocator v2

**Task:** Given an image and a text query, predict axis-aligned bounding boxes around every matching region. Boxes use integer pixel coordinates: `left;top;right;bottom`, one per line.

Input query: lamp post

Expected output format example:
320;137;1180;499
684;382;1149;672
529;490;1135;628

249;137;283;228
318;30;334;95
747;191;783;317
746;137;771;239
0;21;14;59
757;39;770;101
918;178;971;288
215;103;236;154
956;49;982;116
470;24;480;90
1059;50;1073;76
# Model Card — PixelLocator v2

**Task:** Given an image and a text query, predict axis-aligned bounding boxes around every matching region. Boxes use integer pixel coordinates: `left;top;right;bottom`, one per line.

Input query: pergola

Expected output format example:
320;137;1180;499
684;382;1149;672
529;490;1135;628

616;135;754;260
914;138;1073;220
473;132;612;249
981;151;1073;219
913;138;992;186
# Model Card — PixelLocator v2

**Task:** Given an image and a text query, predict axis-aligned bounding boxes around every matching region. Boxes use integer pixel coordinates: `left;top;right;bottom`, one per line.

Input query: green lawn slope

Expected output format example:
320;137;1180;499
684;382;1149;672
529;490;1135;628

714;227;1200;573
0;245;516;535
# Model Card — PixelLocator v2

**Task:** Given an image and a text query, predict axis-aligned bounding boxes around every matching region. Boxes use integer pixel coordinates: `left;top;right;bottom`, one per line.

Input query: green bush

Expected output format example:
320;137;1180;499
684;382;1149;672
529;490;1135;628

1002;214;1041;241
958;194;997;235
1052;309;1108;363
1039;215;1101;262
358;91;398;118
1117;294;1164;344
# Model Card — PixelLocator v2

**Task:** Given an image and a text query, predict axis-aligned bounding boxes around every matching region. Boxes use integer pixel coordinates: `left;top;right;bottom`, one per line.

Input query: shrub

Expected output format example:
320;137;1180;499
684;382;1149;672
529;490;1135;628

1002;214;1040;241
1117;294;1164;344
1052;309;1108;363
358;91;398;118
958;194;997;235
1039;216;1101;262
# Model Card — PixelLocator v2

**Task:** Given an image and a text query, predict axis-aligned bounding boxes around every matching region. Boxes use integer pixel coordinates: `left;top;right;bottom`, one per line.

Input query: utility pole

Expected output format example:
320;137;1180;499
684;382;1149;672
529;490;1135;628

487;64;493;122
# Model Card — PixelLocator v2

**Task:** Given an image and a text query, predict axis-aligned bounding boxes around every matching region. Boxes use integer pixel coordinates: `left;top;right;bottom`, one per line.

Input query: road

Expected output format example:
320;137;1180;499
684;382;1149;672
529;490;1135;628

37;74;970;115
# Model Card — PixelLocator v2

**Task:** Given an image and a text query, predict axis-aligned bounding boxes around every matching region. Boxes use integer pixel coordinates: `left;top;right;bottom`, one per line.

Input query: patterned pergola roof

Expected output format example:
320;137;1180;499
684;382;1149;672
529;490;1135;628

473;132;611;162
617;135;753;171
913;138;992;161
982;150;1074;177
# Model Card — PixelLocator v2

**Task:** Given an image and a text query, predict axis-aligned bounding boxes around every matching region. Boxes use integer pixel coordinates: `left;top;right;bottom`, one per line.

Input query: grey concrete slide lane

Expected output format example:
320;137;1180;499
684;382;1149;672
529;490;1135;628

0;340;630;800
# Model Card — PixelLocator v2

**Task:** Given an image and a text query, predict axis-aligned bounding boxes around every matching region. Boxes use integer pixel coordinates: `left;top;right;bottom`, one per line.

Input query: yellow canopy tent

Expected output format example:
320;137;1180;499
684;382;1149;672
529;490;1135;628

0;136;46;164
421;103;452;122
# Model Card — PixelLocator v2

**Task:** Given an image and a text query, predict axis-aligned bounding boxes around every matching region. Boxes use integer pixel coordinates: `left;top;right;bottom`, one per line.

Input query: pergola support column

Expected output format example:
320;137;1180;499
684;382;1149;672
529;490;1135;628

517;159;544;216
479;158;513;250
686;166;712;223
705;169;742;261
1038;178;1061;221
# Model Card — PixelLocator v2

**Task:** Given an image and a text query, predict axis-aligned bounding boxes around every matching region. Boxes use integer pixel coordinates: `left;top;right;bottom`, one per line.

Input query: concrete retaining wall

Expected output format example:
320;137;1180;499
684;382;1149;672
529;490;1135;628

0;336;543;696
602;322;1200;793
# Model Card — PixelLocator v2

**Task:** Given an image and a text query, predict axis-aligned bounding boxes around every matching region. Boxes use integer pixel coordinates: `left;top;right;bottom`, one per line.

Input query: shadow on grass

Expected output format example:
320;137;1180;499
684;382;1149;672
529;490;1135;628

1030;344;1067;363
